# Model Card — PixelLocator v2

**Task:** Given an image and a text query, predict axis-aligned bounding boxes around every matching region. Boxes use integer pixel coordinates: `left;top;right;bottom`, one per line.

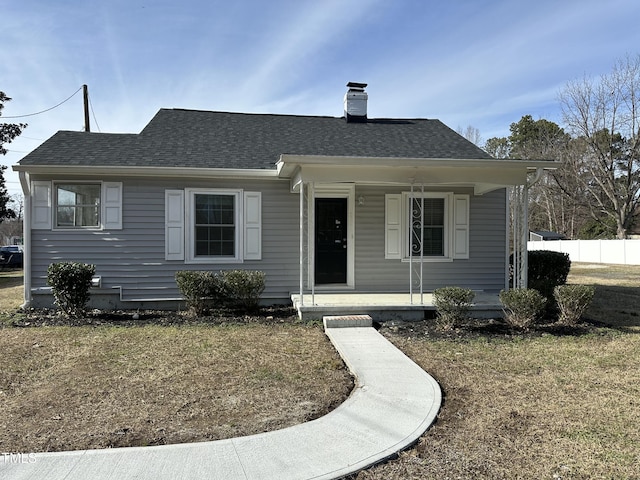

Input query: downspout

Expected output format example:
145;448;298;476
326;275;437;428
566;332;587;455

18;171;32;308
528;167;544;188
299;182;304;307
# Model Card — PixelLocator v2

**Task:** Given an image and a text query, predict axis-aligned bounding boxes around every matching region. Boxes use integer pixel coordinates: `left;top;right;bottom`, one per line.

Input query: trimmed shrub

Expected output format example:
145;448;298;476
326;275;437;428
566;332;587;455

433;286;475;329
499;288;547;330
554;284;595;325
47;262;96;317
175;271;221;315
528;250;571;301
219;270;266;312
176;270;266;314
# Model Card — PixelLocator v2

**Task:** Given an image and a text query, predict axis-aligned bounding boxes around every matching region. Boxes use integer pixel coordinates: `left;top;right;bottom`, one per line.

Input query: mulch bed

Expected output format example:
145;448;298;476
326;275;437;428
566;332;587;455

8;305;300;328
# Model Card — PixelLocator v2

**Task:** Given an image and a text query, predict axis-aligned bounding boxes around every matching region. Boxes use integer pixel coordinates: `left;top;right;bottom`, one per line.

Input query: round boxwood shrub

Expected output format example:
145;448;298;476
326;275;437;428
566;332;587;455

499;288;547;330
433;286;475;330
554;284;595;325
47;262;96;318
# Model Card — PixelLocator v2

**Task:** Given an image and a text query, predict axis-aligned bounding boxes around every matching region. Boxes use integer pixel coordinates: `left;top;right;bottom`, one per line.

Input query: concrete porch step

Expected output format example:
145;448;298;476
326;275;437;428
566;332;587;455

323;314;373;328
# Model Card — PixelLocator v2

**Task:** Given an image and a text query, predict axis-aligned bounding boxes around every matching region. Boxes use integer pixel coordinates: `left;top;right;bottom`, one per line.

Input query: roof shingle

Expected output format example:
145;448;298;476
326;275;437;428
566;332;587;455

18;108;493;169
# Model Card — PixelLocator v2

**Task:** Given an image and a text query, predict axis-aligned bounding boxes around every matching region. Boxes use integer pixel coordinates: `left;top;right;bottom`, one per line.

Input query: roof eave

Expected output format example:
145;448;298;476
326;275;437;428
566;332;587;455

12;165;280;180
276;154;558;178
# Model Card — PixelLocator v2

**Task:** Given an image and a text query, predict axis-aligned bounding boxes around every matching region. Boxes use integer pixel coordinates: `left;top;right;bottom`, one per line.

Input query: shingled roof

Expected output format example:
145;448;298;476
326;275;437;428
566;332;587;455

18;108;493;169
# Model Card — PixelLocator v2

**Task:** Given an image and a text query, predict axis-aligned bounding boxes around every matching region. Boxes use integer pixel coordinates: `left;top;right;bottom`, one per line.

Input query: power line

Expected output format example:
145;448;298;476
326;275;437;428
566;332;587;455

2;86;83;119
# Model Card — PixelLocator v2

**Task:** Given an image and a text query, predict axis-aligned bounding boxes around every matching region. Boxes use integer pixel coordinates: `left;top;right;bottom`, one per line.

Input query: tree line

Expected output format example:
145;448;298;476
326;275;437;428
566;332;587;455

480;55;640;240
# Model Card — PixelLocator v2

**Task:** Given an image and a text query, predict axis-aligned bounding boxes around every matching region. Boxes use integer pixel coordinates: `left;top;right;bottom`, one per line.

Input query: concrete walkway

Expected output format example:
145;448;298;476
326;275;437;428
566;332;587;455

1;322;441;480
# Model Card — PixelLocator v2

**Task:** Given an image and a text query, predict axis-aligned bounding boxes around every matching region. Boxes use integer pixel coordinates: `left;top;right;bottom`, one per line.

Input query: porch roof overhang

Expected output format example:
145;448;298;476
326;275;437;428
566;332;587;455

277;155;557;195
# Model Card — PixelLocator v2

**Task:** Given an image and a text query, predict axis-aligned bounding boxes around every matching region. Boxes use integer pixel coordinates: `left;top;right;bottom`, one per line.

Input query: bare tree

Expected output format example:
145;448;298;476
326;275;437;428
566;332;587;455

456;125;483;146
559;55;640;238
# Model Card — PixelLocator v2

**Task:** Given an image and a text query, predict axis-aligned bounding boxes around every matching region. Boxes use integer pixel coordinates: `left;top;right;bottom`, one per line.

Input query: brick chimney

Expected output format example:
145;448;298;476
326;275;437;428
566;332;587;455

344;82;368;123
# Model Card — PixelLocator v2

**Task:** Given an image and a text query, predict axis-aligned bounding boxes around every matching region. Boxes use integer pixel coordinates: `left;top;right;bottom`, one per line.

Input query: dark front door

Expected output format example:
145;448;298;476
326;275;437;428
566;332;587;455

315;198;348;284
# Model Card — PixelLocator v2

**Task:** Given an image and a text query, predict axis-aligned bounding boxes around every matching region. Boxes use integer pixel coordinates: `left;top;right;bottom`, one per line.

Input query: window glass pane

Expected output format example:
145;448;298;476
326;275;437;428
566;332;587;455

56;206;75;226
55;184;100;227
194;194;235;257
410;197;445;256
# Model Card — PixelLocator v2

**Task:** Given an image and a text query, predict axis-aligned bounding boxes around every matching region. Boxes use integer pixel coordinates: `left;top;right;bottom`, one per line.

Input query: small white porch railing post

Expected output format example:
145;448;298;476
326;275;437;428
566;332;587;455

408;181;425;304
409;183;414;303
420;182;424;304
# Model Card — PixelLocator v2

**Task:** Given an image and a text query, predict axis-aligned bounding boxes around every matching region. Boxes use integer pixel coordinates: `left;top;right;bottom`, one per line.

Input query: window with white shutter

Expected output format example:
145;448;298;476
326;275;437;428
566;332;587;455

384;191;470;261
166;188;262;264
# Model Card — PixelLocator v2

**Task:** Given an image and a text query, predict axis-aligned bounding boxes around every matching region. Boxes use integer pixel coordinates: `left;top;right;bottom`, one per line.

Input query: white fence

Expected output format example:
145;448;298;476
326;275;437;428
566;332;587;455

528;239;640;265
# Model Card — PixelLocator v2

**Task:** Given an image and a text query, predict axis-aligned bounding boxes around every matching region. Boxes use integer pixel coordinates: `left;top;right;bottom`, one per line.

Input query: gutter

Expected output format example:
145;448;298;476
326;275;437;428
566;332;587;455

12;165;280;180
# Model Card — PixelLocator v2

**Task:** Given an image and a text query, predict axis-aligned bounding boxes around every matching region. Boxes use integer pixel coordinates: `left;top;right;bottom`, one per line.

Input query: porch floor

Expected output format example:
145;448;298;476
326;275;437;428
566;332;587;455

291;291;503;321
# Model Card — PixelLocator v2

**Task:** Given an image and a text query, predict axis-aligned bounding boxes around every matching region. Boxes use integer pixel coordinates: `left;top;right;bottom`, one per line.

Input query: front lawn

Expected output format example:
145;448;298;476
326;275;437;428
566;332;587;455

0;321;352;452
353;262;640;479
2;263;639;479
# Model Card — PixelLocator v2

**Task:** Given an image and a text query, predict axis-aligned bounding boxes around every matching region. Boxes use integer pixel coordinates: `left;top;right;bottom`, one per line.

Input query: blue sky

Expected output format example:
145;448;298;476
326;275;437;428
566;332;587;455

3;0;640;198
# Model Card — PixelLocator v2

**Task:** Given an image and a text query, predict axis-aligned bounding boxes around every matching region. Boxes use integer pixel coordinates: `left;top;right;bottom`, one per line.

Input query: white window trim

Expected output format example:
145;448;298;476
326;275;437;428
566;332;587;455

34;181;122;231
384;191;469;262
402;192;452;262
185;188;242;264
53;182;102;230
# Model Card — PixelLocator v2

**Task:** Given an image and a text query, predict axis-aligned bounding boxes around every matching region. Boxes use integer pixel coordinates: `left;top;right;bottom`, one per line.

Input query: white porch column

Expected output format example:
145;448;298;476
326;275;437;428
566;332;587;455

510;184;529;289
309;182;315;305
520;183;529;289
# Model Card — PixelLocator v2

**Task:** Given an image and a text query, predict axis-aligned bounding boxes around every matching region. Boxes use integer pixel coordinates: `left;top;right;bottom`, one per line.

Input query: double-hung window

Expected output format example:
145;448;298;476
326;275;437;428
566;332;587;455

194;192;237;258
410;197;446;257
165;188;262;263
385;191;469;261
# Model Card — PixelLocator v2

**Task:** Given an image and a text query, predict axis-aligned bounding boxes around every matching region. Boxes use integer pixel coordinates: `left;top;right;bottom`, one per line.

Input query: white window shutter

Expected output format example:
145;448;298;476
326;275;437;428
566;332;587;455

385;194;402;259
102;182;123;229
165;190;185;261
243;191;262;260
453;194;470;259
32;181;52;230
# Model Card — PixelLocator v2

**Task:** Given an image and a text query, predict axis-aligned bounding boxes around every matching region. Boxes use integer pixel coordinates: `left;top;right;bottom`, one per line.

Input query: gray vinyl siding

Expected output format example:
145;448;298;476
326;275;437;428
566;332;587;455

29;176;300;304
29;177;507;308
354;186;506;292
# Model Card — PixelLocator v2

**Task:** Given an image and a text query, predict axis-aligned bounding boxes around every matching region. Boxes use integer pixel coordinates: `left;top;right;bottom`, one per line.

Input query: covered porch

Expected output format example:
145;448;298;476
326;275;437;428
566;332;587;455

277;154;555;321
291;291;502;321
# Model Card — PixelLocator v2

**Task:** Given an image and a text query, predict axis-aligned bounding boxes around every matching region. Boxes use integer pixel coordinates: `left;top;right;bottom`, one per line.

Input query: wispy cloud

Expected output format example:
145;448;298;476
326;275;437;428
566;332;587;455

3;0;640;197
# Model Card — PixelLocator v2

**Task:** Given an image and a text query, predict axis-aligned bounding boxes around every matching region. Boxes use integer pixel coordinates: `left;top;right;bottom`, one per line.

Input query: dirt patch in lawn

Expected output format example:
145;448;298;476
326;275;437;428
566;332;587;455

0;308;353;453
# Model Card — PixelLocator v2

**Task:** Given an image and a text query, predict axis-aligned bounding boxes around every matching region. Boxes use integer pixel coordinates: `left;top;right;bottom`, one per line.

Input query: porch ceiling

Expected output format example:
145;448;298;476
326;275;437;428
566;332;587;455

277;155;557;194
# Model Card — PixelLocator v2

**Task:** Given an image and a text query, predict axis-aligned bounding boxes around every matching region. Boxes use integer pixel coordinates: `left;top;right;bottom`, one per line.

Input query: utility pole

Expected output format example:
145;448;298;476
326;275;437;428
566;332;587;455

83;84;90;132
